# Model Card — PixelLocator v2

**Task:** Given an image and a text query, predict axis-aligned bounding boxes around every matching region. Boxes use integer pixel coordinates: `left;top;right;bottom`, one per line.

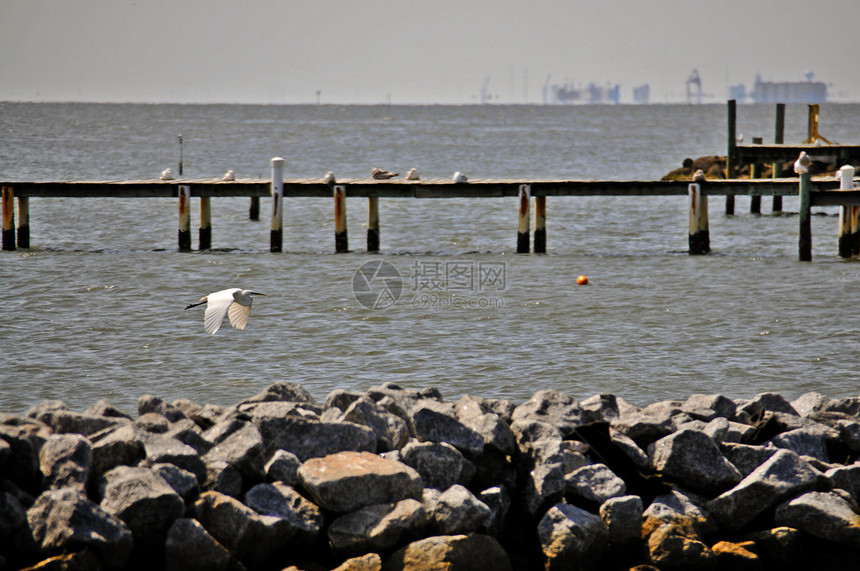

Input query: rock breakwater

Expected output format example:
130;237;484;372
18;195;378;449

2;383;860;570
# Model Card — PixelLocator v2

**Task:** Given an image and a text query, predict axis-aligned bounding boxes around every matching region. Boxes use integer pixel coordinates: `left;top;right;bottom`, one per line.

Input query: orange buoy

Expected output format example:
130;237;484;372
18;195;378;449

577;275;589;286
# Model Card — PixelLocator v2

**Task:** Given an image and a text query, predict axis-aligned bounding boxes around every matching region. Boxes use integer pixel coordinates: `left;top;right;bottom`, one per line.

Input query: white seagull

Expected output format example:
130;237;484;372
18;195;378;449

692;169;706;182
405;168;420;180
453;171;468;183
185;288;266;335
323;171;336;185
160;168;175;180
794;151;812;175
371;168;399;180
221;170;235;181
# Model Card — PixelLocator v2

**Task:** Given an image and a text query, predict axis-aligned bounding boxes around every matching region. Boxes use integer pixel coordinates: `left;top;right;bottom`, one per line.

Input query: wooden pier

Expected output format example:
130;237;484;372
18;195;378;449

2;169;858;260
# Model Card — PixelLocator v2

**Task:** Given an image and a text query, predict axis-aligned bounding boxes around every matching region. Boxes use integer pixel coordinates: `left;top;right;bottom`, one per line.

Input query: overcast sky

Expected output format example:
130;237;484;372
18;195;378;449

2;0;858;104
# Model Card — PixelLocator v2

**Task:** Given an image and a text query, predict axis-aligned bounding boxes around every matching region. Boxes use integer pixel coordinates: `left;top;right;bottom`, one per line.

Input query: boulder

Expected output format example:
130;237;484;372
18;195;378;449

646;522;715;570
383;534;512;571
324;389;365;413
826;464;860;502
599;495;643;559
328;498;426;555
164;517;236;571
538;502;609;571
478;486;511;537
681;394;737;420
243;482;323;544
151;462;200;503
298;451;423;513
709;540;760;571
454;395;516;454
770;426;831;462
775;490;860;546
89;424;145;477
138;394;187;422
202;460;243;498
333;552;383;571
341;397;409;452
254;415;376;462
511;390;584;437
32;409;129;437
398;441;474;490
84;399;133;420
201;422;265;484
565;463;626;505
425;485;490;535
138;432;207;482
264;449;302;485
410;404;484;457
38;434;92;492
240;381;316;405
719;442;778;477
648;429;741;495
134;412;170;433
643;489;716;537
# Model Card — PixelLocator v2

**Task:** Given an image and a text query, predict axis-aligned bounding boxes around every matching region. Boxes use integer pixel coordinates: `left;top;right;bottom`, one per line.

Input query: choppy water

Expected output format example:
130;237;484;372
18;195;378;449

2;102;859;415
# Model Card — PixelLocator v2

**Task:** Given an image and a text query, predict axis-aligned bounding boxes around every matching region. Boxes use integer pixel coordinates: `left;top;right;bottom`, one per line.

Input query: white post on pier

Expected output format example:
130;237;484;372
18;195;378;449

688;181;709;254
178;185;191;251
838;165;856;258
270;157;284;252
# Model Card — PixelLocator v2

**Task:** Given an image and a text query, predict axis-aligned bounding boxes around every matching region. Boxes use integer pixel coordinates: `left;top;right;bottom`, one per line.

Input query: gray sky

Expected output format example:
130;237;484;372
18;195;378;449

2;0;858;104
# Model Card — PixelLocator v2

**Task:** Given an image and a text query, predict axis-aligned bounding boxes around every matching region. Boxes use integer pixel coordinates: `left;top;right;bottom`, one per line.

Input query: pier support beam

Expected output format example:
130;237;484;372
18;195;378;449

688;182;709;254
517;184;530;253
750;137;762;214
2;186;15;251
534;195;546;253
838;165;856;258
334;185;348;253
852;206;860;256
798;173;812;261
17;197;29;249
199;197;212;250
270;157;284;252
772;103;785;213
367;196;380;252
725;99;737;216
178;185;191;251
249;196;260;221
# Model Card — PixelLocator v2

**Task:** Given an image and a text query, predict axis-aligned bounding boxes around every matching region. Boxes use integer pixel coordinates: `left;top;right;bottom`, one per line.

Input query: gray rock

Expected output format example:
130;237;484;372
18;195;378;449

243;482;323;544
240;400;323;419
579;394;620;424
98;465;185;550
720;442;779;477
770;426;831;462
254;415;377;462
328;498;425;555
399;441;474;490
84;399;133;420
648;429;741;495
410;403;484;457
0;425;45;493
240;381;316;405
599;495;643;556
836;419;860;452
706;449;820;530
134;412;170;433
341;397;410;452
478;485;511;537
25;399;68;419
385;533;512;571
324;389;364;413
264;449;301;485
510;418;563;459
538;502;609;571
455;396;515;455
38;433;92;492
682;393;737;420
791;392;834;417
612;402;676;446
202;421;265;484
90;424;145;477
32;409;129;437
775;490;860;546
202;416;250;446
468;448;517;492
826;464;860;502
164;517;235;571
164;418;214;455
193;490;294;568
138;432;207;482
25;487;133;571
647;522;715;570
511;389;584;437
735;392;798;424
203;460;243;498
565;463;627;504
608;430;651;472
0;490;27;541
721;420;756;443
701;417;730;443
298;451;423;513
643;489;717;537
523;459;566;517
138;394;187;422
426;484;491;535
151;462;200;502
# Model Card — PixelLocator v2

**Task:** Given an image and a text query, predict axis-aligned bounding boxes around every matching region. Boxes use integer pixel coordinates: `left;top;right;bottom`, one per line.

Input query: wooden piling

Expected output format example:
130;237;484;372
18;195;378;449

798;173;812;261
334;185;348;253
688;182;709;254
772;103;785;213
249;196;260;220
534;195;547;253
750;137;762;214
838;165;856;258
2;186;15;251
367;196;380;252
517;184;530;253
199;197;212;250
17;196;29;249
726;99;737;216
270;157;284;252
178;185;192;251
852;206;860;256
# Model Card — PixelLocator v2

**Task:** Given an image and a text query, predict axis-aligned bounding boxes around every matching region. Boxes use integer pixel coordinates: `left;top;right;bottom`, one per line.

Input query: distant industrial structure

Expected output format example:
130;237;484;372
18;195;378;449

542;76;620;104
730;73;827;104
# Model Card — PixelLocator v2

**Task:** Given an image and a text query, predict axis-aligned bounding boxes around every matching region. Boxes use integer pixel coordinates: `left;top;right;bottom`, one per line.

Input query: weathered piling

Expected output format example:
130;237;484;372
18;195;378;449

852;206;860;255
750;137;762;214
334;185;348;253
838;165;856;258
249;196;260;220
798;173;812;261
772;103;785;213
270;157;284;253
16;196;29;249
725;99;736;216
516;184;530;253
178;185;192;251
367;196;380;252
533;196;546;254
688;182;709;254
2;185;14;251
199;197;212;250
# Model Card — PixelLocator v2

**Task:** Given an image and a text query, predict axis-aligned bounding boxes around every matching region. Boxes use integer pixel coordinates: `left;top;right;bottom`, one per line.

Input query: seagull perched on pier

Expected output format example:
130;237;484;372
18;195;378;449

160;168;175;180
221;170;235;181
692;169;706;182
405;168;420;180
794;151;812;174
453;171;468;183
371;168;398;180
185;288;266;335
323;171;336;185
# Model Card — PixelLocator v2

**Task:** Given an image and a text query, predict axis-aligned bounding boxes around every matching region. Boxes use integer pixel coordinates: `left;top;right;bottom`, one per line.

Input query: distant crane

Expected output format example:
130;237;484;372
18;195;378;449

686;69;702;105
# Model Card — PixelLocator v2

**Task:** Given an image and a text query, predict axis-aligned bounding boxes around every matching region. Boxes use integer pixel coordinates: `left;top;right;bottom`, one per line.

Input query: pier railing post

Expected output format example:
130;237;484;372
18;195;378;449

2;186;15;251
772;103;785;213
534;195;546;253
178;185;192;251
199;197;212;250
798;173;812;261
838;165;856;258
367;196;380;252
726;99;737;216
334;185;348;253
17;196;29;249
270;157;284;252
517;184;531;253
688;182;709;254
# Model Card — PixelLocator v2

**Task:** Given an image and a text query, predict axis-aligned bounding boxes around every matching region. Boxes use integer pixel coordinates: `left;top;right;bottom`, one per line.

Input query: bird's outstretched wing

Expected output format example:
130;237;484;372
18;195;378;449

202;289;238;334
227;302;251;330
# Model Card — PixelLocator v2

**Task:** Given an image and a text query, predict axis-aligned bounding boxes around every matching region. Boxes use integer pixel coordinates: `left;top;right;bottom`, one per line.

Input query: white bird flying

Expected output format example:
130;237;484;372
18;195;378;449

794;151;812;175
371;168;398;180
405;168;420;180
221;170;235;181
453;171;468;183
323;171;336;184
160;168;175;180
184;288;266;335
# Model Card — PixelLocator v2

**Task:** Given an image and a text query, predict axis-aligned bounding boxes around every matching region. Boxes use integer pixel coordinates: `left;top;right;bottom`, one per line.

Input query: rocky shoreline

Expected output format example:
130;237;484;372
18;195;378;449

2;383;859;570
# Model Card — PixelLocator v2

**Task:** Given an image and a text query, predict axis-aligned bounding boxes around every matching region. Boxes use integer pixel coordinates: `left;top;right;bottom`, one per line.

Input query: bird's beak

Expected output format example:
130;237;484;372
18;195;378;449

251;292;267;296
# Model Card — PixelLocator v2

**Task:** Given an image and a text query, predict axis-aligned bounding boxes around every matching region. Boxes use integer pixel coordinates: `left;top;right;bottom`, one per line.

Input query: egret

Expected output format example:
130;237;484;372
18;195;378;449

371;168;398;180
453;171;468;183
323;171;336;185
185;288;266;335
221;169;235;181
160;168;175;180
405;168;420;180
